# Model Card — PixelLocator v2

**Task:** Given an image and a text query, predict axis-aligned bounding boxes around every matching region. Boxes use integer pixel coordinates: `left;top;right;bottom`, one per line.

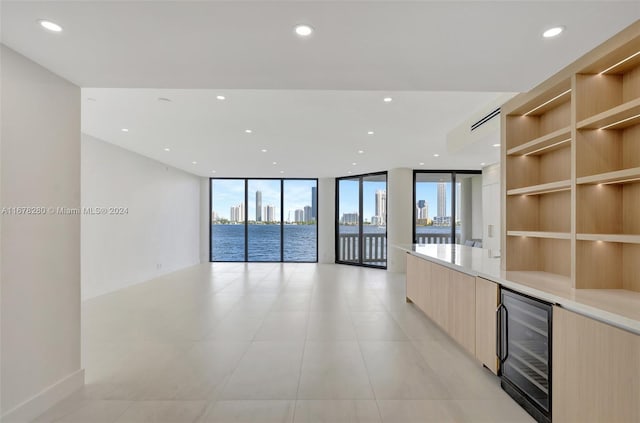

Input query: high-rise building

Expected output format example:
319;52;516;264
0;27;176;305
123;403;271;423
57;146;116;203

341;212;359;225
294;209;304;223
256;190;262;222
304;205;312;223
375;189;386;225
420;206;428;220
417;199;426;209
229;202;245;223
311;186;317;219
211;210;218;222
264;205;276;222
437;183;446;217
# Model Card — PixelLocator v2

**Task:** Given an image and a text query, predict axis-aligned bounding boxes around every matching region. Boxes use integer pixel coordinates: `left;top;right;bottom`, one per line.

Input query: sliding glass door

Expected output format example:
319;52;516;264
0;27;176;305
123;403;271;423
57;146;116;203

413;171;481;246
210;179;246;261
336;172;387;268
247;179;281;262
210;178;317;262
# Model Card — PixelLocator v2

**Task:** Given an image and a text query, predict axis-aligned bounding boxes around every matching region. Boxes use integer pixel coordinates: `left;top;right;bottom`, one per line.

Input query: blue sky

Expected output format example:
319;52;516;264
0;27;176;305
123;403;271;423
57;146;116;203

338;179;386;222
211;179;316;221
415;182;453;219
211;178;455;222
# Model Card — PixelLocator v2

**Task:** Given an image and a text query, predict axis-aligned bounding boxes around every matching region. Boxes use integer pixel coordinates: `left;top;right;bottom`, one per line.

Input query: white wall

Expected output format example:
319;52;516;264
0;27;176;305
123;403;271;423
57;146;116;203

471;174;483;240
317;177;335;263
200;177;210;263
387;168;413;272
482;163;501;253
81;134;201;300
1;46;83;422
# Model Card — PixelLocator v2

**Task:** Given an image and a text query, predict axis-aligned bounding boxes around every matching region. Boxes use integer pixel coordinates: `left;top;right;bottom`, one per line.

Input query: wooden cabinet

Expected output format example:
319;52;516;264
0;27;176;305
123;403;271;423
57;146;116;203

502;21;640;292
405;254;476;357
406;253;420;303
475;277;499;374
553;307;640;423
449;270;476;356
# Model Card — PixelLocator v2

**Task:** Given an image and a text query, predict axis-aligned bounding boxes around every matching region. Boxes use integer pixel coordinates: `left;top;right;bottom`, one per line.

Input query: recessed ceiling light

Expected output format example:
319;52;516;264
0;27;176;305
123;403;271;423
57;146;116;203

280;170;285;174
294;24;313;37
216;95;226;100
367;131;375;135
347;171;352;174
211;170;217;174
543;26;564;38
383;97;393;103
480;162;486;166
158;97;171;102
38;19;63;32
433;154;440;157
358;150;364;154
493;143;501;147
192;161;197;165
121;128;129;132
261;149;267;153
245;129;253;134
352;162;357;166
163;147;171;152
272;161;277;165
419;162;425;165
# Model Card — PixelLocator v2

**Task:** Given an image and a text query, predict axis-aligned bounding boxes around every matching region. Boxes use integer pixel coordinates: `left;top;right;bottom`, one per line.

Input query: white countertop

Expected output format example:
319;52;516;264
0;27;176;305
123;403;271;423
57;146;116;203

397;244;640;335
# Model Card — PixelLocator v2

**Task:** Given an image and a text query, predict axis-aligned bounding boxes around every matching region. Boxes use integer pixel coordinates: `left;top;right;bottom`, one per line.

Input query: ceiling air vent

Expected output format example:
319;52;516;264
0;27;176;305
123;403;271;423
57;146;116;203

470;107;500;131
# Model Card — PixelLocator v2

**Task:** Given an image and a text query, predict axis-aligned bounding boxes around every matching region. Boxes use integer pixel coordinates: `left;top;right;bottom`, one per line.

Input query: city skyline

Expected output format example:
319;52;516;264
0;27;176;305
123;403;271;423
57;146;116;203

211;179;317;223
338;179;386;222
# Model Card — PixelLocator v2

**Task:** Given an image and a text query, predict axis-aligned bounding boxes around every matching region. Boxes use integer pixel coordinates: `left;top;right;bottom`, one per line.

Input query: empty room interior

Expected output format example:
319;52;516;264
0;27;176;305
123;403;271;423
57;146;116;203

2;2;640;423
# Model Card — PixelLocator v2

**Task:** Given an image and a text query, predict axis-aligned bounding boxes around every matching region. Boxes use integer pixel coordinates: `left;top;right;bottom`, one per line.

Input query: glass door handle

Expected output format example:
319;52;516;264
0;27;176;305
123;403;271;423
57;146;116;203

496;303;508;362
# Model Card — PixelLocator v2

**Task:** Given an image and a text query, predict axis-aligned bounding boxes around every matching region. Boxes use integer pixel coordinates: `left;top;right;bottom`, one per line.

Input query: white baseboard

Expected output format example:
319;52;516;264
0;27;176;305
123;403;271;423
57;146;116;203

1;368;84;423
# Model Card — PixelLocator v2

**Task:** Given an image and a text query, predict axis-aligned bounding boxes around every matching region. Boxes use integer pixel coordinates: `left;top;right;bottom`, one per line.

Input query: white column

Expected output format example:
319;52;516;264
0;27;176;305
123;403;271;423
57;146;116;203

200;177;210;263
387;168;413;272
317;177;335;263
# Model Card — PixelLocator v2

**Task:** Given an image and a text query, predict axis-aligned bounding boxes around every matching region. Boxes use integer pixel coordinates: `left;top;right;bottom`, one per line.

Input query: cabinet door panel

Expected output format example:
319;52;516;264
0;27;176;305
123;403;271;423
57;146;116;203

449;270;476;356
430;264;450;329
475;277;499;374
553;307;640;422
406;254;420;303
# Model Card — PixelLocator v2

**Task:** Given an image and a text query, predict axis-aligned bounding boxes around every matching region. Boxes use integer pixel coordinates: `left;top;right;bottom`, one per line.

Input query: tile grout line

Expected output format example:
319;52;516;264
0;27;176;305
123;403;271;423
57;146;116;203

348;307;385;423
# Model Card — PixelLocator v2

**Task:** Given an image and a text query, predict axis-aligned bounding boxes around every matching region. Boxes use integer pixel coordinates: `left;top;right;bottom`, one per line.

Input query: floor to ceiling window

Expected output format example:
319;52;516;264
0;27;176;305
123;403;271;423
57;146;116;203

413;171;482;246
336;172;387;268
210;178;317;262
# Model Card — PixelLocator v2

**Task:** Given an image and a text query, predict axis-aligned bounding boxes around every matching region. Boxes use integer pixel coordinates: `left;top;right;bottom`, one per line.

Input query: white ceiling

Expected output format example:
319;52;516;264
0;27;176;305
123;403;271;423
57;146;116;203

2;1;639;177
81;89;505;177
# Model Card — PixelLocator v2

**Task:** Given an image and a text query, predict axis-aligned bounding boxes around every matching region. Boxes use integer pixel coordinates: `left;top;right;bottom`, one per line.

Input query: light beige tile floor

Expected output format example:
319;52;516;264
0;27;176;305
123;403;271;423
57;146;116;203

34;263;533;422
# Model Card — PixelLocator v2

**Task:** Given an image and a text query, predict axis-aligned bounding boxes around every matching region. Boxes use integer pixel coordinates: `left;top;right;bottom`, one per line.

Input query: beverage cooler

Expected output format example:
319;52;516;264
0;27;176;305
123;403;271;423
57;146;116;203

497;289;552;423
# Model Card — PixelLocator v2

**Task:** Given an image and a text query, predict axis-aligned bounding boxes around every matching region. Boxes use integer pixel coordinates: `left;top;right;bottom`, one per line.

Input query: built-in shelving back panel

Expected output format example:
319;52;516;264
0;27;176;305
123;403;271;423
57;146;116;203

502;21;640;292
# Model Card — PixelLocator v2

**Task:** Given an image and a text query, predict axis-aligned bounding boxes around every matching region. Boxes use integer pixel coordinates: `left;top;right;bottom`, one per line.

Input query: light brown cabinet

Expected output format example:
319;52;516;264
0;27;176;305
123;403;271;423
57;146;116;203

405;253;476;357
553;307;640;422
449;270;476;355
475;277;499;374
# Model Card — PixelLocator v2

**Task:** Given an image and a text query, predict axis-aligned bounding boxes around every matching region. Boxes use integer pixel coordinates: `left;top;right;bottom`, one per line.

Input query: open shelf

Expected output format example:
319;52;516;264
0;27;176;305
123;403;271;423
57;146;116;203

577;98;640;130
507;180;571;196
577;167;640;185
506;143;571;192
577;181;640;238
576;122;640;180
508;231;571;240
576;240;640;290
577;234;640;244
505;236;571;278
507;126;571;156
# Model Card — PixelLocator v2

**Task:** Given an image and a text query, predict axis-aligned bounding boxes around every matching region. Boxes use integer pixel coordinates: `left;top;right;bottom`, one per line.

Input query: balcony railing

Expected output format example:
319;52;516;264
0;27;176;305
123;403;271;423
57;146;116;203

416;233;461;244
338;233;387;265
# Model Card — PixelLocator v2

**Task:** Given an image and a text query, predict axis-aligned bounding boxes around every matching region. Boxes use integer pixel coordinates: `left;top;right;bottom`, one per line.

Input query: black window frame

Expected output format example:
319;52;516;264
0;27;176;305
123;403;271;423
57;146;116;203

209;177;319;263
335;171;388;269
412;170;481;244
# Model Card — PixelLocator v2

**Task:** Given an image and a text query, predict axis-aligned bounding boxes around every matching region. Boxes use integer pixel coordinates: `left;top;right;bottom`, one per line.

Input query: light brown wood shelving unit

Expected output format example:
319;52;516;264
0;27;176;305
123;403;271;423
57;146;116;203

502;20;640;293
